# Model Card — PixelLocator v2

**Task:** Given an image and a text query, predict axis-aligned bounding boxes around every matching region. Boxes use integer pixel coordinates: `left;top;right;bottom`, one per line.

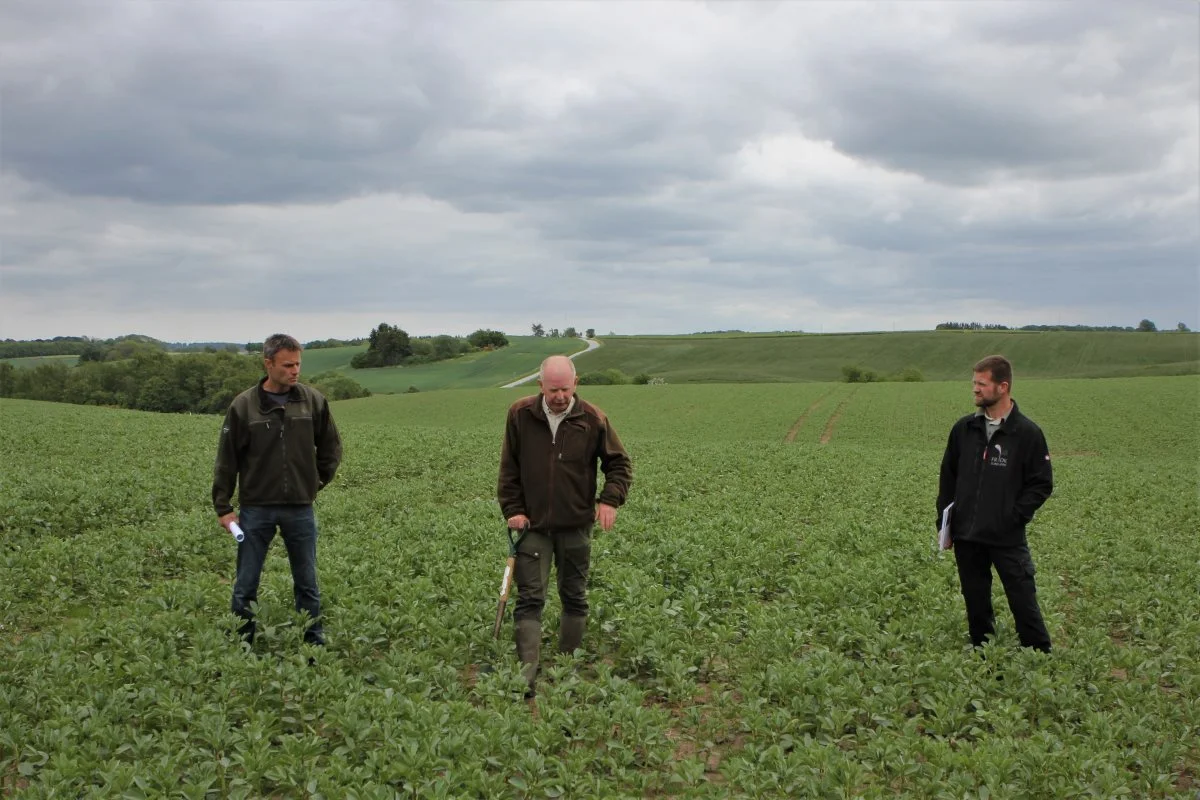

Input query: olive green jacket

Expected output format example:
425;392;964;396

212;379;342;517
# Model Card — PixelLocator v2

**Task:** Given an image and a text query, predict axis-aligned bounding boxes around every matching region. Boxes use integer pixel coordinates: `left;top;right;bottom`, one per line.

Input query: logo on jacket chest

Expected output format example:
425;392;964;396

986;443;1008;467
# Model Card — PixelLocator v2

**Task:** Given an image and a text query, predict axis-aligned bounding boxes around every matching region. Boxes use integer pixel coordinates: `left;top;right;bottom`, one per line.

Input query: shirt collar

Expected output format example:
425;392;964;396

975;408;1007;424
541;396;576;419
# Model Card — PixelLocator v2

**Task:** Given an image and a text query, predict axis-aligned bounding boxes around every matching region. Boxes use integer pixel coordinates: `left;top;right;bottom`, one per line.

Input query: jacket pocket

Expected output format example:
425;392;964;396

558;422;591;462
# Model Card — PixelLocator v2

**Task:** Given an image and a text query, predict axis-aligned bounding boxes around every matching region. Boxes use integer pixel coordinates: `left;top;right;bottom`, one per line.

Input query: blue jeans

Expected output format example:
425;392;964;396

232;505;324;645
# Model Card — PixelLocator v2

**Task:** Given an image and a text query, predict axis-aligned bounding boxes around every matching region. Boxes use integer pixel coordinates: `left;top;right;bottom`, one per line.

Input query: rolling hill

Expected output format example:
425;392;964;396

5;331;1196;392
570;330;1200;384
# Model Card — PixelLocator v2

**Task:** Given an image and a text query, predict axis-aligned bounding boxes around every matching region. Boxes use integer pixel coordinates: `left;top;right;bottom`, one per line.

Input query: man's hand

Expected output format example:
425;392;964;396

595;503;617;531
219;512;239;532
507;514;530;531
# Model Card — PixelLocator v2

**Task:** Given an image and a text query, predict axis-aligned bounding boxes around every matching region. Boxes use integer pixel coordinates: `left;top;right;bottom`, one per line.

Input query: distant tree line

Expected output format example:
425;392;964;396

0;350;369;413
531;324;591;339
935;322;1013;331
0;351;263;413
350;324;511;369
303;337;366;350
0;333;250;357
936;320;1190;333
842;364;924;383
578;368;660;385
2;333;381;361
0;336;94;358
0;335;249;359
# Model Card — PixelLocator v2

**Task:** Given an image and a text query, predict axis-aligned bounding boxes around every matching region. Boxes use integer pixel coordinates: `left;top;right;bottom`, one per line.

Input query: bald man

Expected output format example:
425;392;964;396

498;355;633;696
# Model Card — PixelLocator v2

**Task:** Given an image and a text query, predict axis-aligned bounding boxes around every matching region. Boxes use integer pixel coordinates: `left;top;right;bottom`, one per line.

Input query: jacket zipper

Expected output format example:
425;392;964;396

968;426;1004;538
546;424;558;526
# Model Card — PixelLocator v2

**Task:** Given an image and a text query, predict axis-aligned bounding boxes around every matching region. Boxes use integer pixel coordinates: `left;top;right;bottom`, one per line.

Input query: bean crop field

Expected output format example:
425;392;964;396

2;376;1198;798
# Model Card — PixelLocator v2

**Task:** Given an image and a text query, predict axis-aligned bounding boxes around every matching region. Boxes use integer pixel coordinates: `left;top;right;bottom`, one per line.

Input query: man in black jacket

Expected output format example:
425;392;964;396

213;333;343;646
937;355;1053;652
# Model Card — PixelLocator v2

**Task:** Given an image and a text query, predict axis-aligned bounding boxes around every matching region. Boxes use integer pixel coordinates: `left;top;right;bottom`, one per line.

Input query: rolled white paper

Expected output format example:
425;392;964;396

229;522;245;543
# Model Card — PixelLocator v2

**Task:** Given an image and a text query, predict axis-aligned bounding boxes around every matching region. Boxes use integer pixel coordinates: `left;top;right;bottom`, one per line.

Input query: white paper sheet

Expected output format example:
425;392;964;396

937;502;954;551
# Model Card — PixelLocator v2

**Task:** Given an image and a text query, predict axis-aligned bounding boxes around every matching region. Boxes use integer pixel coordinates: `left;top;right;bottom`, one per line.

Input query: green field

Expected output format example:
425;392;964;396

573;330;1200;383
302;336;588;392
0;355;80;369
5;332;1196;396
3;375;1198;797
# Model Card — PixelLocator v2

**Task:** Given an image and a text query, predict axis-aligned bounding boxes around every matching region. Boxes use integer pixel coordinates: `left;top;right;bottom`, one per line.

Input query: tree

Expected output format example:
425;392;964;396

585;328;595;339
579;368;630;385
842;364;878;383
1178;322;1191;332
468;329;509;349
563;327;578;339
549;328;560;338
531;323;545;337
1137;319;1158;332
77;341;110;363
307;371;371;400
352;323;412;368
430;334;468;360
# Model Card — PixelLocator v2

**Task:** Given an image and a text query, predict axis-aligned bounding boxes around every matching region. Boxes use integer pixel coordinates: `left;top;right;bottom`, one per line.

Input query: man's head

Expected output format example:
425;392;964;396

263;333;303;393
972;354;1012;410
538;355;578;414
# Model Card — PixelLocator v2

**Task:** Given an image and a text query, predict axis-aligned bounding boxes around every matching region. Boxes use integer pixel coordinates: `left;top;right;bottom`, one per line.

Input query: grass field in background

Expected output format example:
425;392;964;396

3;375;1198;796
5;331;1197;393
572;330;1200;383
302;336;588;392
0;354;80;369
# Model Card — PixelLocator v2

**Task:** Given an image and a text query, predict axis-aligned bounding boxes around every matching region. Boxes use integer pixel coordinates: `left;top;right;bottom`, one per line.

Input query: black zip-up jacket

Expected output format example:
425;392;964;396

937;400;1053;547
212;379;342;517
498;394;632;531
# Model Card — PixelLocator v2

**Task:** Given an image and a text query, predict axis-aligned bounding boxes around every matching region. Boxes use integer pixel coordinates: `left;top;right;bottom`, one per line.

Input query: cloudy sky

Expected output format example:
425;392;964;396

2;0;1197;342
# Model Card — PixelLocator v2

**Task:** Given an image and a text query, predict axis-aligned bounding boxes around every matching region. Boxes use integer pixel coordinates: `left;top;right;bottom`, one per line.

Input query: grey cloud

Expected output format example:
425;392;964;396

2;3;473;205
1;1;1195;340
796;2;1195;185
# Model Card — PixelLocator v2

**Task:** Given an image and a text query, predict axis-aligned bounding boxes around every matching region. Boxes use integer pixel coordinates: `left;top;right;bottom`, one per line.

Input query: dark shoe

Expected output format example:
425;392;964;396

237;618;257;645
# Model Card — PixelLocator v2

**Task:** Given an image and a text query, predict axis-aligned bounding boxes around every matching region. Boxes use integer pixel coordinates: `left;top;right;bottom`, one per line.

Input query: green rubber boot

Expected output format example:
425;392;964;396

515;619;541;698
558;614;586;655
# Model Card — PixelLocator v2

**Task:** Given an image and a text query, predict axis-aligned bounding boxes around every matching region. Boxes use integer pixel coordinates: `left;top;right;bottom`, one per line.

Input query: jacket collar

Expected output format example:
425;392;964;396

256;377;300;411
530;393;585;422
970;400;1023;431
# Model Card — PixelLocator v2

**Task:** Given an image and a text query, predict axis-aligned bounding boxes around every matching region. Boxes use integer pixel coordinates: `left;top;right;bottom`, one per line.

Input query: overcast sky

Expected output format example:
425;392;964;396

2;0;1197;342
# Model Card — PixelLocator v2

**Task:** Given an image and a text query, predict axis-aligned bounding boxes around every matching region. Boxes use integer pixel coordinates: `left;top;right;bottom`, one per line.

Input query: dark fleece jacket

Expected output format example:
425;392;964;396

498;394;632;530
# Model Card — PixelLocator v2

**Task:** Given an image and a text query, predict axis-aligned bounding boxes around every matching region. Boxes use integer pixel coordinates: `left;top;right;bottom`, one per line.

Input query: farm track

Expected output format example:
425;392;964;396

819;387;858;445
782;389;839;443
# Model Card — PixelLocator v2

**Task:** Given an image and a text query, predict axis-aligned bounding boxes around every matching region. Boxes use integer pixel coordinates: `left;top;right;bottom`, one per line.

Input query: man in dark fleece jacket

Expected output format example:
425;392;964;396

213;333;342;647
498;355;632;696
937;355;1053;653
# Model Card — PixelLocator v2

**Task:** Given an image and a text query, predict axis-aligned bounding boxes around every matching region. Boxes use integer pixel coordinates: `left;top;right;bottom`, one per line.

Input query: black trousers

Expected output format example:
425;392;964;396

953;539;1051;652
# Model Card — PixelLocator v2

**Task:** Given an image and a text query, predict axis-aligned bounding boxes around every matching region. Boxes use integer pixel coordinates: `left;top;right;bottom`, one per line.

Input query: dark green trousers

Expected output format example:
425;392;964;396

513;526;591;622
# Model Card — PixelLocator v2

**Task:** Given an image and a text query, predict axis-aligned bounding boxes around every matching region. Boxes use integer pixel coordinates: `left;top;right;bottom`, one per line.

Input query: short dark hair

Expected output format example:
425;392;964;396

263;333;302;361
974;354;1012;387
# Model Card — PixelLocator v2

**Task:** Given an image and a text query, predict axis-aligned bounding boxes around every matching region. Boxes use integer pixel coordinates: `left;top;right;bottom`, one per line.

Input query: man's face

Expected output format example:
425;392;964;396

539;369;578;414
972;370;1006;409
264;348;302;392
